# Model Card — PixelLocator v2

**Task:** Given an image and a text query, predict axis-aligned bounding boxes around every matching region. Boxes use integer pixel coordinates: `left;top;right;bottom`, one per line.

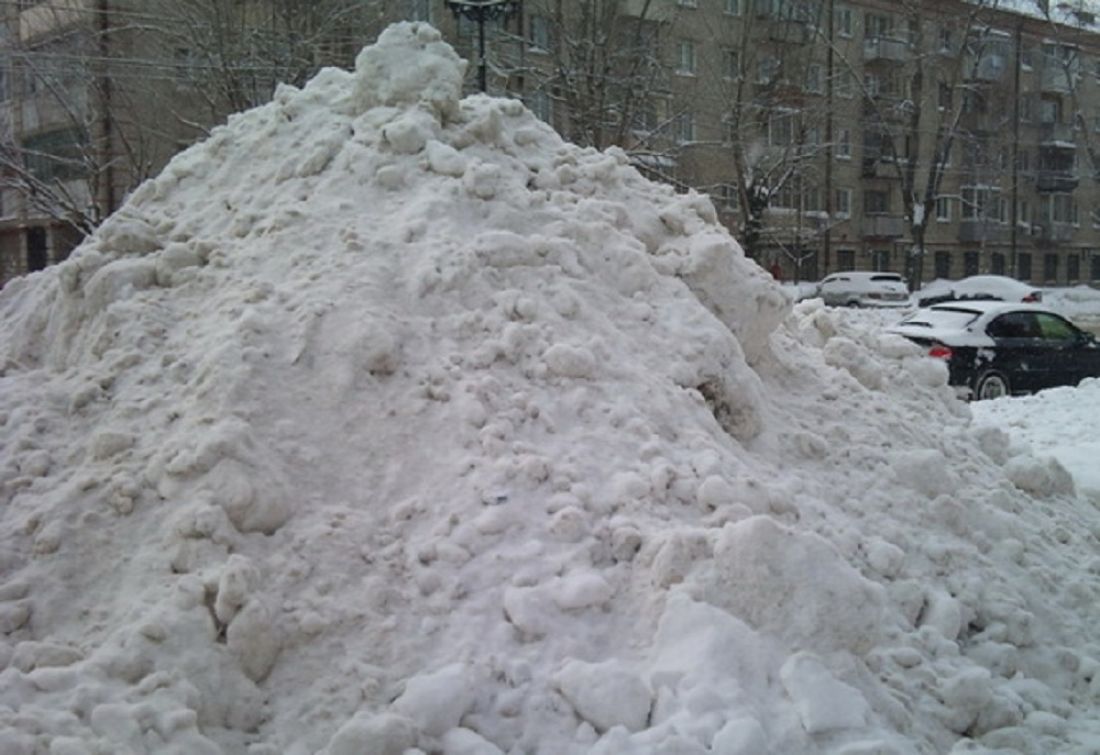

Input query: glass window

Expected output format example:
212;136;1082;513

935;251;951;279
964;251;980;277
836;249;856;270
835;188;851;217
1044;253;1059;282
835;5;853;37
988;312;1040;339
1036;313;1078;341
725;0;741;14
936;196;951;221
677;40;696;74
1068;254;1080;281
991;252;1006;275
1018;252;1033;281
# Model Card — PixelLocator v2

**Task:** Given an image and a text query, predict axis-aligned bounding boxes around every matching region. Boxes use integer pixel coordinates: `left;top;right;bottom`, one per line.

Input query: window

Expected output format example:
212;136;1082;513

835;5;853;37
936;196;951;221
676;112;696;143
1020;97;1034;122
405;0;431;21
1021;45;1035;70
865;189;890;214
1068;253;1080;281
1039;193;1077;224
836;128;851;159
1092;253;1100;281
805;64;823;93
23;127;88;181
939;26;953;53
1018;252;1033;281
991;252;1006;275
719;183;738;208
836;69;854;98
725;49;740;79
725;0;741;14
938;82;952;111
529;15;552;51
528;90;553;123
769;111;795;146
835;188;851;217
677;40;697;75
757;55;779;84
1018;198;1031;225
836;249;856;271
679;0;698;7
934;252;951;279
1044;253;1059;282
961;187;1002;221
865;13;893;40
872;249;892;272
964;251;980;277
1091;208;1100;229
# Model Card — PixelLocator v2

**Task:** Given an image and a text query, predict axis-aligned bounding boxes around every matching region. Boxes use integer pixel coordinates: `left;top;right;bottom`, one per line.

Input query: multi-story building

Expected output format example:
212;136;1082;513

4;0;1100;291
507;0;1100;288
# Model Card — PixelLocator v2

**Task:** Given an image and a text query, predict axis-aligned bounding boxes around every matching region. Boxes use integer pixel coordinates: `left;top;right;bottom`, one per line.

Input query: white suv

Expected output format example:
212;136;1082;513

816;272;910;308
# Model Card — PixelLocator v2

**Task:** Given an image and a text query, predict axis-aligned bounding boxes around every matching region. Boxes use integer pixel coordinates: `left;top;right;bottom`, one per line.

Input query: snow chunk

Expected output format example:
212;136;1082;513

543;343;597;379
327;712;418;755
353;23;466;118
780;652;870;734
1004;453;1075;497
391;663;478;737
554;659;652;733
706;516;887;654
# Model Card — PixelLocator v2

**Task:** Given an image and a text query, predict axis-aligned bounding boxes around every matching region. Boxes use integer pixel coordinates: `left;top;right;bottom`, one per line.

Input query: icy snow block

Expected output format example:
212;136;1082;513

391;663;477;738
708;516;887;655
780;653;870;734
353;23;466;119
554;659;652;733
327;712;418;755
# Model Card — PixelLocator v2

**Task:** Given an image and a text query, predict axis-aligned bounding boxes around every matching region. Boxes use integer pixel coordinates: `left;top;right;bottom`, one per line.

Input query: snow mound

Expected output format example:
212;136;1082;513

2;22;1100;755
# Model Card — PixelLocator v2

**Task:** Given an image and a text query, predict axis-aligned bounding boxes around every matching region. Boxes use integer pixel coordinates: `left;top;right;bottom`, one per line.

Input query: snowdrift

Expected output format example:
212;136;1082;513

1;23;1099;755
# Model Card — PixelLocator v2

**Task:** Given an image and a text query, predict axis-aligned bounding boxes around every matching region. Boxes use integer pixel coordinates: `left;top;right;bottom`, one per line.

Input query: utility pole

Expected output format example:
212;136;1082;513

444;0;519;93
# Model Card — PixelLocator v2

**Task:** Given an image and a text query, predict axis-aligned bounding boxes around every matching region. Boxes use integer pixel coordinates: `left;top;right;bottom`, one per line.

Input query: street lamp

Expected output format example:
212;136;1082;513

444;0;520;93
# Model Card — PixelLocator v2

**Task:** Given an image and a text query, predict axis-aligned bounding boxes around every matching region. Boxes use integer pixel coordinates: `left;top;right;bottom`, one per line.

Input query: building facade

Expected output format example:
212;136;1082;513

4;0;1100;290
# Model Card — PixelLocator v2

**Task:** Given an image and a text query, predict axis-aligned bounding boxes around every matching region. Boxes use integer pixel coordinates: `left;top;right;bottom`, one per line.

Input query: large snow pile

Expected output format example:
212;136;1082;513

2;23;1100;755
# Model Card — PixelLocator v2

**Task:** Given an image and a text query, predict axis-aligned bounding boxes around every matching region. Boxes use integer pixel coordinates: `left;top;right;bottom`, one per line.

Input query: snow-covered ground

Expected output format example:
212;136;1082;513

1;23;1100;755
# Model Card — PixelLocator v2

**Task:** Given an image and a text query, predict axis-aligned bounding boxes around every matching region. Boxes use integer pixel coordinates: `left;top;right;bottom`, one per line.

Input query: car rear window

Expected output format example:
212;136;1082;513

901;307;980;330
871;274;904;282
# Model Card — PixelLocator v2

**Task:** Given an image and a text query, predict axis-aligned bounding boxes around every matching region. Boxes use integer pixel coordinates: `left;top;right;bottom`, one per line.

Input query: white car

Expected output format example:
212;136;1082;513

816;272;910;308
916;275;1042;308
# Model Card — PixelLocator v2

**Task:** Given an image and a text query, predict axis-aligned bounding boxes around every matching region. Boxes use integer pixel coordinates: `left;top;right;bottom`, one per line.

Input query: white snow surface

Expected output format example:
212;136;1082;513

2;23;1100;755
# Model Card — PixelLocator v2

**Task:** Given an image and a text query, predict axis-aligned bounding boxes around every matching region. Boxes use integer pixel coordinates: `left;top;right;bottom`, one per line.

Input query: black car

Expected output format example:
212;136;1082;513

889;301;1100;400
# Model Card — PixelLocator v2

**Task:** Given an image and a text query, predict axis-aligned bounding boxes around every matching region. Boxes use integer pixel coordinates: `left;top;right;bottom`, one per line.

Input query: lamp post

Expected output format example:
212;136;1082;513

444;0;519;93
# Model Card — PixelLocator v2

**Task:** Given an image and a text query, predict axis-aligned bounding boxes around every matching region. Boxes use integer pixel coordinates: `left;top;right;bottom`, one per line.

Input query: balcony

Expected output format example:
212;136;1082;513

1038;122;1076;148
966;54;1007;82
862;214;906;238
863;37;909;63
861;157;902;180
1033;221;1075;243
1040;67;1073;94
767;19;811;44
958;219;1009;243
1036;169;1079;192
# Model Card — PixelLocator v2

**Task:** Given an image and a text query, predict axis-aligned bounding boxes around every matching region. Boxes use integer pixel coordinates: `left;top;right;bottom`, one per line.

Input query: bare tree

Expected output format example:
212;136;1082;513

849;0;1010;287
506;1;680;157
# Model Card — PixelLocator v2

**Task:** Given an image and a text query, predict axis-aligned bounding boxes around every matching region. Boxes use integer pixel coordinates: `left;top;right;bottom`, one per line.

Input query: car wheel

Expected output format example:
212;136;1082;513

846;300;861;308
973;370;1011;401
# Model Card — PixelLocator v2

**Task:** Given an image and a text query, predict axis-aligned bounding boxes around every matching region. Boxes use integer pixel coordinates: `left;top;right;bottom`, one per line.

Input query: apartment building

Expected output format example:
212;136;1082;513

4;0;1100;290
512;0;1100;288
0;0;395;286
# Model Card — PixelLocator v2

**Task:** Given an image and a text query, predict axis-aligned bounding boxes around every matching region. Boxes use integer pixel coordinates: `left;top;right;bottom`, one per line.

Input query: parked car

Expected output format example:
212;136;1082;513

916;275;1042;308
816;272;910;308
889;301;1100;399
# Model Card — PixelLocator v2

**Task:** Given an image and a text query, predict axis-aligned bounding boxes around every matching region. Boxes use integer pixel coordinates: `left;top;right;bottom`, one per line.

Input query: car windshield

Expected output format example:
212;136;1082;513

900;307;980;330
